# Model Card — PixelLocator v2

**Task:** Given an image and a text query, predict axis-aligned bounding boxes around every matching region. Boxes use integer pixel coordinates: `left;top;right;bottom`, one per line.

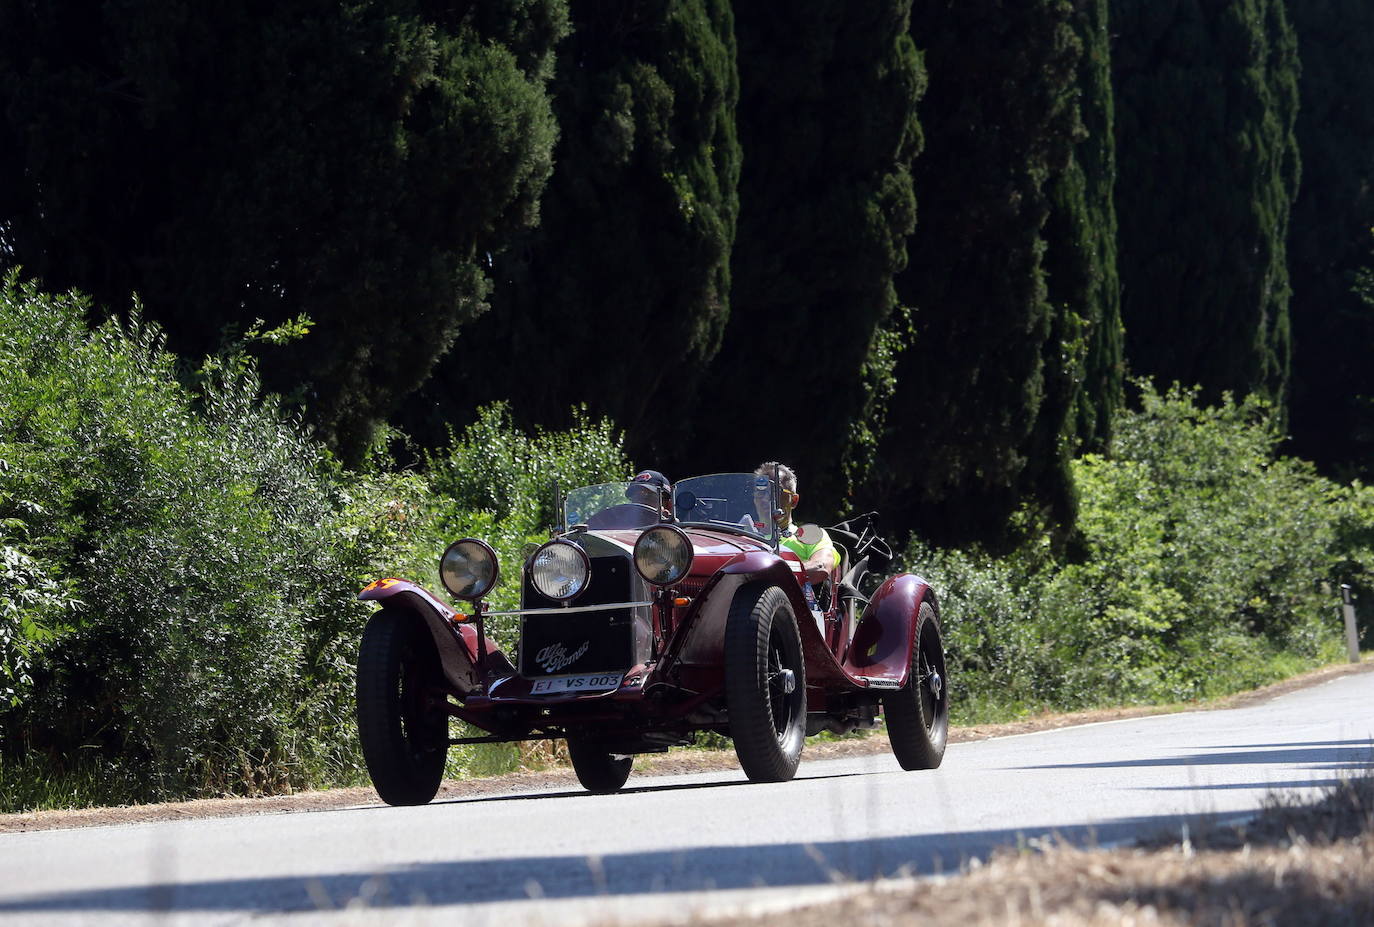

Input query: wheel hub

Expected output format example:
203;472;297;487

773;668;797;695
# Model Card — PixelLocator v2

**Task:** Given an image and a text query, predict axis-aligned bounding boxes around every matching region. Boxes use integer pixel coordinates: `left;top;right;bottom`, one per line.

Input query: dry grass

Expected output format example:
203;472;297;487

711;773;1374;927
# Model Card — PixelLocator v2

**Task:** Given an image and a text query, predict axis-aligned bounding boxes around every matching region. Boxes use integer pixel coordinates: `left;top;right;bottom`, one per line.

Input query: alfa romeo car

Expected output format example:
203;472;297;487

355;471;949;804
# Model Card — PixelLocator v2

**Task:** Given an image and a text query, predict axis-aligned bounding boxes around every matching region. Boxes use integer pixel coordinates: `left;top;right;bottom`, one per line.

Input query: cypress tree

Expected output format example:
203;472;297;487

1110;0;1300;405
406;0;740;462
1285;1;1374;480
1044;0;1122;454
686;1;924;512
870;0;1083;549
0;0;568;462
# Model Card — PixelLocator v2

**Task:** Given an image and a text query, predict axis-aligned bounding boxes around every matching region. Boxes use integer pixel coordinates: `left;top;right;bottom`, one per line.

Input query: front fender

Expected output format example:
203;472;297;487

671;551;818;669
719;551;813;616
843;573;936;686
358;578;493;695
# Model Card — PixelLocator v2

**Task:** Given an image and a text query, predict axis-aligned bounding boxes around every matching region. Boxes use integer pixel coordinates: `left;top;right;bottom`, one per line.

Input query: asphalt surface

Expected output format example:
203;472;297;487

2;672;1372;926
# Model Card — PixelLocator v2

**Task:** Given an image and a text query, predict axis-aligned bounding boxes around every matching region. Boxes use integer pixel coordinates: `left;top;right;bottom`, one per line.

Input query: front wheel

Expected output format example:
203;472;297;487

882;600;949;770
725;584;807;782
567;739;633;793
356;608;449;805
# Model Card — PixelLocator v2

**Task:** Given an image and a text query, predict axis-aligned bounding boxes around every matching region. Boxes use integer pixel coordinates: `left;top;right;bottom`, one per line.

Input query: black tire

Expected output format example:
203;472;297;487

883;601;949;770
725;584;807;782
356;608;449;805
567;739;633;793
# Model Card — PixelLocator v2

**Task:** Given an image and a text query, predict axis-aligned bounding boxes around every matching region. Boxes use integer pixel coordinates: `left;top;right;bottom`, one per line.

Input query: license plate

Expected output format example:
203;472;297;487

529;672;624;694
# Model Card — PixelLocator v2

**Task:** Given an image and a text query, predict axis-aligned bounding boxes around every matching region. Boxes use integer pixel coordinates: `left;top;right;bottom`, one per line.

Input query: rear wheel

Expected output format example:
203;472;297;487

356;608;449;805
725;584;807;782
567;739;633;793
882;601;949;770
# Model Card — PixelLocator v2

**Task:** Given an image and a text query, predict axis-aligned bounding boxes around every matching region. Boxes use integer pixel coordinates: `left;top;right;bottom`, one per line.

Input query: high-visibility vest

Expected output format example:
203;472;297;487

780;523;839;571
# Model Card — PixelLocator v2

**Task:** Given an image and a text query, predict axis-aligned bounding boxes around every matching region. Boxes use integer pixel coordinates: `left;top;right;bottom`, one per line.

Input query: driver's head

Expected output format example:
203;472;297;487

626;469;671;508
753;461;799;525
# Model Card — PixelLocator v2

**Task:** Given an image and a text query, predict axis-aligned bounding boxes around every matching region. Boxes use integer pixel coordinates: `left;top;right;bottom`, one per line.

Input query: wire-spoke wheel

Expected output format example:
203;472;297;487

356;608;449;805
725;584;807;782
883;600;949;770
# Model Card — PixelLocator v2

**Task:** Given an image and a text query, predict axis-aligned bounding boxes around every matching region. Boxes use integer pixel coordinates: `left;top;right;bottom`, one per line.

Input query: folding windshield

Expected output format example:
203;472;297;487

564;482;664;530
673;473;780;544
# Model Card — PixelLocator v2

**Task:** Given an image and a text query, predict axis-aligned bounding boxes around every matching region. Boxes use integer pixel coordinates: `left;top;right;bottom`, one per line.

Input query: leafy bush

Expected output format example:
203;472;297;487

0;275;634;807
422;404;630;623
0;275;426;805
905;384;1371;721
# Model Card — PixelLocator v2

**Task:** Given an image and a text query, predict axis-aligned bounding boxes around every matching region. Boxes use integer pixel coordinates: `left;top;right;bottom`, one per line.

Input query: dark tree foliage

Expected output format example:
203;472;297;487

870;0;1083;550
0;0;567;462
1044;0;1123;454
1110;0;1300;406
1286;1;1374;481
405;0;740;462
685;1;924;514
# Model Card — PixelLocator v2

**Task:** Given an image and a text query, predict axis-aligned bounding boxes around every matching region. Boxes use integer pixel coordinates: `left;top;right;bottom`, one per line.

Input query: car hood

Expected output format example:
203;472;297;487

570;525;775;576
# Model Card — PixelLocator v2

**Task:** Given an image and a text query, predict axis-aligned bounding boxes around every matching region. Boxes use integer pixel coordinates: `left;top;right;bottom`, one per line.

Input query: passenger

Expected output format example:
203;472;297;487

626;469;673;517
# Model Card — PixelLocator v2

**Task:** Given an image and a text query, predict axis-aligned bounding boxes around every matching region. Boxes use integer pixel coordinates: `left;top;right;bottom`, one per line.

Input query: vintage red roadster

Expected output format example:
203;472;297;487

355;471;949;804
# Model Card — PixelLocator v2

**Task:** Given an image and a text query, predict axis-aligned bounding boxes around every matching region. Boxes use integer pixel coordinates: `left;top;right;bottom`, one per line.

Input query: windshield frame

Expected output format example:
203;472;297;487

672;472;781;546
562;481;666;531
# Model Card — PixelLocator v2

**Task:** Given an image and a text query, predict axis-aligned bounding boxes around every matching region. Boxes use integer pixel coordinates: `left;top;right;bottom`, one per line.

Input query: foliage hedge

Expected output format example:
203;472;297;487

907;384;1373;722
0;275;628;809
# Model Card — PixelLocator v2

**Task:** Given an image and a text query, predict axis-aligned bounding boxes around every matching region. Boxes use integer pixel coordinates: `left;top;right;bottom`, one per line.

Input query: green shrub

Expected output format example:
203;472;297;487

0;275;426;806
906;384;1370;720
421;403;630;623
0;274;634;807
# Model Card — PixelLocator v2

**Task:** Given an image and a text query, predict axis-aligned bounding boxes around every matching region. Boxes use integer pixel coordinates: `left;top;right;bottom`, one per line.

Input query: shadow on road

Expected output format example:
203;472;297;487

416;770;872;807
1014;744;1374;772
0;810;1240;916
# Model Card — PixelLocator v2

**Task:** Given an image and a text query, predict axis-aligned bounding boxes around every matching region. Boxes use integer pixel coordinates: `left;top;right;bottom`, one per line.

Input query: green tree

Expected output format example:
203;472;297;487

0;0;567;462
1286;2;1374;480
1110;0;1300;405
406;0;740;464
872;0;1083;549
684;0;923;512
1044;0;1122;454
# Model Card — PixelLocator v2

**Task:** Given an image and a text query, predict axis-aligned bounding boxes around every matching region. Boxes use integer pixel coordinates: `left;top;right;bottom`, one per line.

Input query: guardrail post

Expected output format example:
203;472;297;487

1340;584;1361;663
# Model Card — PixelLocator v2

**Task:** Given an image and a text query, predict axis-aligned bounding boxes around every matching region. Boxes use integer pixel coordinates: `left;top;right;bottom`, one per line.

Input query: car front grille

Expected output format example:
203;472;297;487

519;554;635;677
676;575;710;598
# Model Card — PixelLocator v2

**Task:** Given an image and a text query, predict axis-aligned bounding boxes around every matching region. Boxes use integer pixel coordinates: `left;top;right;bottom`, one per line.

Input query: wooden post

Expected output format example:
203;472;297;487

1341;584;1361;664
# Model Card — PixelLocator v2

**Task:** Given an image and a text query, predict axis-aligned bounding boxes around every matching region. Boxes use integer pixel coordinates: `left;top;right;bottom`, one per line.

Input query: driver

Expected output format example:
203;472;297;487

753;462;839;572
626;469;673;516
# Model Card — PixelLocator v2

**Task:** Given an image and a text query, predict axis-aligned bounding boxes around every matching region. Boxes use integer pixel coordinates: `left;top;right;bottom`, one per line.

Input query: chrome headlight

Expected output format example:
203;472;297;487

634;525;693;586
439;538;499;600
529;540;590;601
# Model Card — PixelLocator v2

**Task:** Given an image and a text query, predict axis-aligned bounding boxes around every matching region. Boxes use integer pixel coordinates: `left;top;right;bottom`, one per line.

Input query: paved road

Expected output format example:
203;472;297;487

2;672;1372;926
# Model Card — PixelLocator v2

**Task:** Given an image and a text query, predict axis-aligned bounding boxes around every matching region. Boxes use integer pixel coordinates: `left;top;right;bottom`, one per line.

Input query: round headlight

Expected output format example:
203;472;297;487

634;525;693;586
530;540;590;601
439;538;499;600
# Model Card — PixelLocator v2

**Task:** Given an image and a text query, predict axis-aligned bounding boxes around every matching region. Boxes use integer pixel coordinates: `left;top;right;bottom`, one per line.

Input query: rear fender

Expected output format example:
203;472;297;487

358;578;497;695
842;573;935;686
